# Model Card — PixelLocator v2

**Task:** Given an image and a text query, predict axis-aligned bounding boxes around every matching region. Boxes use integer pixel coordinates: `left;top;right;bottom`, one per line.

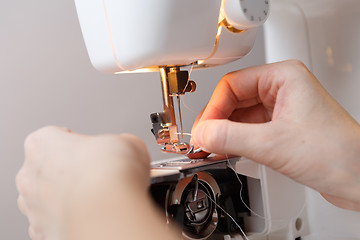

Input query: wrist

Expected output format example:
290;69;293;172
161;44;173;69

323;123;360;211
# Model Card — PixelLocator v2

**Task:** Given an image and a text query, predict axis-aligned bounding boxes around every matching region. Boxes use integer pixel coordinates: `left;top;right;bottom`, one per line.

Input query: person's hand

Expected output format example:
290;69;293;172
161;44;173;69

191;60;360;211
16;126;178;240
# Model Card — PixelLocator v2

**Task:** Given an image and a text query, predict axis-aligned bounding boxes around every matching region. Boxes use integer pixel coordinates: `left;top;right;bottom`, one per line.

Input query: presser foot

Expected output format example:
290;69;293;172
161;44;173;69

161;142;201;154
161;143;211;159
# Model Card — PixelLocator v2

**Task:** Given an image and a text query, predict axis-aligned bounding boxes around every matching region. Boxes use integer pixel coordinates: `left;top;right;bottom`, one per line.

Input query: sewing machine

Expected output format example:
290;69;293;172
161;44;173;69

74;0;360;239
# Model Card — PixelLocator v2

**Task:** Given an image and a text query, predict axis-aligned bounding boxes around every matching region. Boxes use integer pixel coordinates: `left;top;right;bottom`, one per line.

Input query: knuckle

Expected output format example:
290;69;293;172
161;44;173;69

287;59;308;71
24;132;38;152
118;134;149;160
28;226;36;240
39;125;60;132
222;71;233;81
84;134;150;173
92;134;129;151
36;125;64;138
120;133;141;143
117;134;138;146
24;125;62;155
120;134;145;149
110;134;144;151
17;195;27;216
221;72;236;85
25;126;60;142
28;225;44;240
89;134;147;158
24;137;38;164
15;169;30;195
24;126;49;150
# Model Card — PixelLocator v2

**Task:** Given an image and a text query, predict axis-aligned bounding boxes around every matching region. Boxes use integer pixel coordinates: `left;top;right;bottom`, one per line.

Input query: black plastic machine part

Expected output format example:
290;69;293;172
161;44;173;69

150;168;251;239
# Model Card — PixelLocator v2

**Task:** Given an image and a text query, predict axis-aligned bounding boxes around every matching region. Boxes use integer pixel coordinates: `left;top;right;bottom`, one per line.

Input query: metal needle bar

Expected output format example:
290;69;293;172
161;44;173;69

177;95;184;139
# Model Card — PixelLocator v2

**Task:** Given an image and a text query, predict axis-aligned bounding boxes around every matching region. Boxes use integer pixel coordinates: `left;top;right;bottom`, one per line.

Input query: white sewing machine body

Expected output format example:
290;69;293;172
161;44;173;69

74;0;360;239
74;0;268;73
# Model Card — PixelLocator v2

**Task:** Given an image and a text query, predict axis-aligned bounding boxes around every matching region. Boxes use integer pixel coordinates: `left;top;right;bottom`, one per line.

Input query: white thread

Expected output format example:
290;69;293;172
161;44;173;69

225;154;308;223
198;181;249;240
188;62;195;79
182;63;195;94
182;97;200;114
226;155;266;219
176;132;192;136
182;63;201;114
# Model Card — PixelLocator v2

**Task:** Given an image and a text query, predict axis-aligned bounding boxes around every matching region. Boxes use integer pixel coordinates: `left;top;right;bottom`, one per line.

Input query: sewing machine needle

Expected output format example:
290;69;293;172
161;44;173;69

177;95;184;139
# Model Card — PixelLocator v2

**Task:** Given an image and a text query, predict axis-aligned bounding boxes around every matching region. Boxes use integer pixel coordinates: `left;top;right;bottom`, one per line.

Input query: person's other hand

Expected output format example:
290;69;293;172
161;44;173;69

192;60;360;211
16;126;177;240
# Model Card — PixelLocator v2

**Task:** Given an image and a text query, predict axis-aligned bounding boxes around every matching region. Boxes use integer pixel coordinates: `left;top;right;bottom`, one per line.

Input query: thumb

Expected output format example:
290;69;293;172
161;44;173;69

192;119;278;161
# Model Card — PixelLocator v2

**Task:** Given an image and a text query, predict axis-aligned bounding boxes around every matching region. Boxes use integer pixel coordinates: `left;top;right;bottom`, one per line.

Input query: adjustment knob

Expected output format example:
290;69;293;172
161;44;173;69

223;0;270;30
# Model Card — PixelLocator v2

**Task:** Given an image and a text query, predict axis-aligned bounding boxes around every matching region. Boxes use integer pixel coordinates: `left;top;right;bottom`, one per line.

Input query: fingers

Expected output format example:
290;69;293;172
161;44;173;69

89;133;151;168
190;107;205;145
82;133;151;190
17;195;27;216
198;63;274;122
192;119;281;166
198;60;313;124
118;134;151;184
119;134;150;165
28;225;44;240
190;60;313;156
190;65;274;154
24;126;75;155
24;126;150;175
25;126;72;144
28;226;37;240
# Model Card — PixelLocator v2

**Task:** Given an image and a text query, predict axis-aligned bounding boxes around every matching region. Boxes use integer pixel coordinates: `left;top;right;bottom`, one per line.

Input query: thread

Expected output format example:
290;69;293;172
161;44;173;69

225;155;308;224
182;63;201;114
176;132;192;136
198;181;249;240
226;155;266;219
182;63;195;94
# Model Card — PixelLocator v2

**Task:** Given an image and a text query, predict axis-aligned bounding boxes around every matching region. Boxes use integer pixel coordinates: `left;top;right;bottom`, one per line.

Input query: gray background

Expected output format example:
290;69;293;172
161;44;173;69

0;1;265;239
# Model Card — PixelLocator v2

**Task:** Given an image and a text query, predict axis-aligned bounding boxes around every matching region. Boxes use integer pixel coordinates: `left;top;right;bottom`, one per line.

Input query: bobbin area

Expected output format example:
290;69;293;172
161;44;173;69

151;156;308;239
150;158;257;239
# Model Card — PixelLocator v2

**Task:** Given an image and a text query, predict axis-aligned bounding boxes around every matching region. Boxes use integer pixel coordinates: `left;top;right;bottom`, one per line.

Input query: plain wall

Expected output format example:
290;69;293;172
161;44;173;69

0;1;265;239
